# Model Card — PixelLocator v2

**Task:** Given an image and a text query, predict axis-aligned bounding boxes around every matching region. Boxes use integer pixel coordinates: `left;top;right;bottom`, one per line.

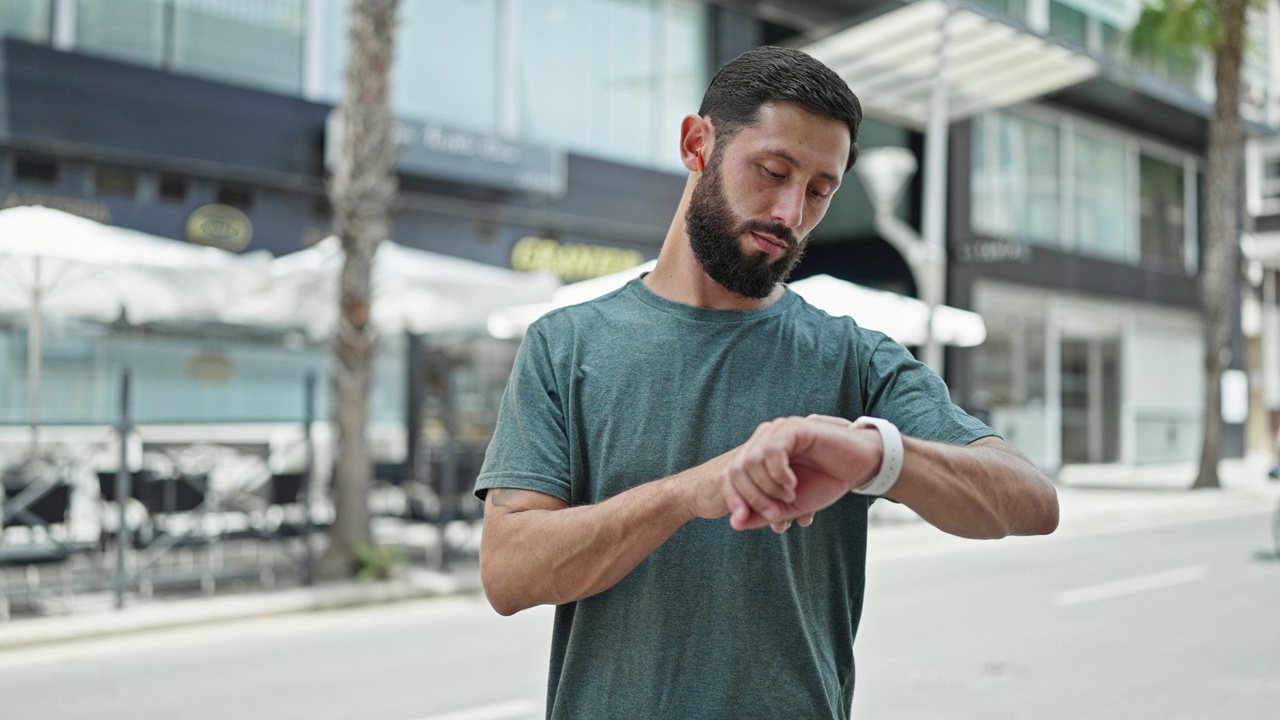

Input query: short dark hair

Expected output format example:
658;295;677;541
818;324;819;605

698;46;862;172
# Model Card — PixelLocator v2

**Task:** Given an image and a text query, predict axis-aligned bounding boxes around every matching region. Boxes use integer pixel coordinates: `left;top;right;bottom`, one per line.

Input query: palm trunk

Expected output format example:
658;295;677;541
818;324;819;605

318;0;399;580
1193;0;1246;489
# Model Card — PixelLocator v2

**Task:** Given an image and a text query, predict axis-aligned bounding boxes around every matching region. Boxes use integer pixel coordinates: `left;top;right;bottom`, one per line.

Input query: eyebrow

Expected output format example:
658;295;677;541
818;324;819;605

764;149;841;186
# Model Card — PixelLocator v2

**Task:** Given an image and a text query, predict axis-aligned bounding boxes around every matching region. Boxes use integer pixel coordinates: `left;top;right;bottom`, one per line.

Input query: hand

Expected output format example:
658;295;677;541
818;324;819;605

721;415;883;531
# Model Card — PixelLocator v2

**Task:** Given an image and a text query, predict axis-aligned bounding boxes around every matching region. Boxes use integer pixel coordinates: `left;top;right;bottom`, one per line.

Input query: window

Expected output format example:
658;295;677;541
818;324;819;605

75;0;166;66
972;109;1196;270
14;154;59;184
971;112;1060;247
1048;1;1088;47
1073;131;1131;261
319;0;707;171
171;0;305;95
1139;155;1186;268
95;165;139;198
158;173;190;202
0;0;52;42
216;182;253;210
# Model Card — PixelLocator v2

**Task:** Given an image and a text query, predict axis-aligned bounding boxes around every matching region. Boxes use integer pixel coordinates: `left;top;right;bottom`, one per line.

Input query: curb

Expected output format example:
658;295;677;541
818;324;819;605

0;568;484;653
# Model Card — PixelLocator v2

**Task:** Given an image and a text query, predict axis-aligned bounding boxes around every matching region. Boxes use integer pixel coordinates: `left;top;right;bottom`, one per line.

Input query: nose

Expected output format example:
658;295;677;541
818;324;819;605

771;185;805;230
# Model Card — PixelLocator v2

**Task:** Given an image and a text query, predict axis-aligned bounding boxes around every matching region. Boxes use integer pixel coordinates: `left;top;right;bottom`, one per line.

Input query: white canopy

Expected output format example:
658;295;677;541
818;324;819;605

488;262;986;348
221;236;560;338
0;205;265;325
0;205;268;439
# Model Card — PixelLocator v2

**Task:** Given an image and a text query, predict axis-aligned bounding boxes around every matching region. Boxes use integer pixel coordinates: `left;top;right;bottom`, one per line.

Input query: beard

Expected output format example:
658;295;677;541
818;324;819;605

686;152;807;300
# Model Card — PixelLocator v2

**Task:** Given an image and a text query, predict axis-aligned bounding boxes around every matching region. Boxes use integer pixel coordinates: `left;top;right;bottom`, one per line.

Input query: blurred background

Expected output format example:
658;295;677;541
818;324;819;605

2;1;1280;718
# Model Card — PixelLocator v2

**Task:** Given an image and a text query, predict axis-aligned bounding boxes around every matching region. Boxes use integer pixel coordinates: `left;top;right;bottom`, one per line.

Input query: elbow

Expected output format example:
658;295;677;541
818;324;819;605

480;560;526;617
1017;483;1060;537
1035;491;1060;535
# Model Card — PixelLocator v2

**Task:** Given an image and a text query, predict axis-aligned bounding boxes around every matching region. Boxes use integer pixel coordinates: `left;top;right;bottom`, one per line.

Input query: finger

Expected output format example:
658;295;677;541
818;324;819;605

731;462;786;523
806;414;854;428
770;519;792;534
797;512;815;527
724;483;773;531
761;446;797;503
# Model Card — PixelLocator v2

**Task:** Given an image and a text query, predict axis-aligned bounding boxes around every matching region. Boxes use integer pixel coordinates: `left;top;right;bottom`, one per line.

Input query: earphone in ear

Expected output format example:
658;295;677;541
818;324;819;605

695;145;705;172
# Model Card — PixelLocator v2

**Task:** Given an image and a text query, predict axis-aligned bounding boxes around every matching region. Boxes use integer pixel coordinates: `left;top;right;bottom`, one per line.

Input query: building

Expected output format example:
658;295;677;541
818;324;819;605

1;0;1270;474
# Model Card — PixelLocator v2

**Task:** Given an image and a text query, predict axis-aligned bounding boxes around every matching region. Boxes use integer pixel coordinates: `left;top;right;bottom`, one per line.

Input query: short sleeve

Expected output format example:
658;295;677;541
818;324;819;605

474;325;573;502
862;336;996;447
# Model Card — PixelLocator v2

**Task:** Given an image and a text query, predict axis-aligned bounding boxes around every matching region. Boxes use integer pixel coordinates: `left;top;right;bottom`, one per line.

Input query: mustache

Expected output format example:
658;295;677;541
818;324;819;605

738;220;798;248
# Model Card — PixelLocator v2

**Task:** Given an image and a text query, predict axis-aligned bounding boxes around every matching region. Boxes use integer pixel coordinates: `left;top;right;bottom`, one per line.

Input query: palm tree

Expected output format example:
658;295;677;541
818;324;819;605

1129;0;1248;489
318;0;399;580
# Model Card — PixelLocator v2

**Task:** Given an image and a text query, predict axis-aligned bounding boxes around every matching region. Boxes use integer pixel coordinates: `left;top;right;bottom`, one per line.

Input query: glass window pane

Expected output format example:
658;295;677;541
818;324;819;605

76;0;165;67
1139;155;1186;269
0;0;51;42
971;112;1060;247
170;0;304;95
516;0;595;149
392;0;496;131
1073;130;1130;261
1049;0;1087;47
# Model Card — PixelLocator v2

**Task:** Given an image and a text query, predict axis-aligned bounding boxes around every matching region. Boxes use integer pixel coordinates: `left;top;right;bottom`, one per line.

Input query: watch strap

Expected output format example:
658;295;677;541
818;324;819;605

849;416;903;496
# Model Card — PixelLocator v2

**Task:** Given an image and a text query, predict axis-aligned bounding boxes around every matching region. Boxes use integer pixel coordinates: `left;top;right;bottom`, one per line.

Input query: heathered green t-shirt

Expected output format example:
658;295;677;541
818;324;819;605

476;276;993;719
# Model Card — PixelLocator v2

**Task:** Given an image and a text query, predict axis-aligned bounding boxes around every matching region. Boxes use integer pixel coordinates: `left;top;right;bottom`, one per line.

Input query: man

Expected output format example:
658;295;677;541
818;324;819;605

476;46;1058;718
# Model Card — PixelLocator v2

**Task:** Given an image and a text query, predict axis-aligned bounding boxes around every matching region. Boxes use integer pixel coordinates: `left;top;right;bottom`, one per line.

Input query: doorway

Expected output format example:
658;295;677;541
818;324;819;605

1060;337;1121;464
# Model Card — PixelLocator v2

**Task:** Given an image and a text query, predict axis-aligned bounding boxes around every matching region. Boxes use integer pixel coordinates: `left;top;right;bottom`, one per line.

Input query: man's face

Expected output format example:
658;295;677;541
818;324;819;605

686;102;848;299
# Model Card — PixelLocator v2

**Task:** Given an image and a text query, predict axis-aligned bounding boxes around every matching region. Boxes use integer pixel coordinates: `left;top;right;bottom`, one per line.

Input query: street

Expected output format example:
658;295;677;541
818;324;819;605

1;508;1277;719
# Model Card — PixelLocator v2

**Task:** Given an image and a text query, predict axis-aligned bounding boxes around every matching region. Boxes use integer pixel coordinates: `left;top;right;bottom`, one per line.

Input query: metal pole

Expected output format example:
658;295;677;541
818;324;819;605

28;256;42;458
920;1;953;377
302;371;317;585
114;368;132;609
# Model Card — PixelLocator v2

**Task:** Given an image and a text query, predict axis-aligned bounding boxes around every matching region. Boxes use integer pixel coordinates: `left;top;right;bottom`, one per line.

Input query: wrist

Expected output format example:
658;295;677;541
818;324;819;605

849;416;903;496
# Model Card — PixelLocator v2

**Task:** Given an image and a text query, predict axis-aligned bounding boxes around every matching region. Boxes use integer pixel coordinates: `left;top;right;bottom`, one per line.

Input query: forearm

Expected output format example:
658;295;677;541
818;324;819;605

480;468;711;616
886;437;1059;539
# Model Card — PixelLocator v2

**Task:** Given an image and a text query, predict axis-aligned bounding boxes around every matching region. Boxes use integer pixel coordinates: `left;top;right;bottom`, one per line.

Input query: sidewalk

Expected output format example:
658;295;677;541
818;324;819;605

2;455;1277;653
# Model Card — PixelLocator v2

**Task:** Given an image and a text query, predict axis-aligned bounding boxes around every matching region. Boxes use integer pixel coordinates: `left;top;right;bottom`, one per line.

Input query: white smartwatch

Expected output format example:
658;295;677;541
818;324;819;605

849;416;903;496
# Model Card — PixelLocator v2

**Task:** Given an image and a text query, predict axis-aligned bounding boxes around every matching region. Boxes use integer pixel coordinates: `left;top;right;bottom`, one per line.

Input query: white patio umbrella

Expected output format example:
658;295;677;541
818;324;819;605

0;205;269;440
220;236;560;338
488;263;986;348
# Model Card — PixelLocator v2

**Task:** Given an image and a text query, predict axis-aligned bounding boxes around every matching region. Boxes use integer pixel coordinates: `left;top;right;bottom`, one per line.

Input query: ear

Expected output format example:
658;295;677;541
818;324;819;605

679;115;713;174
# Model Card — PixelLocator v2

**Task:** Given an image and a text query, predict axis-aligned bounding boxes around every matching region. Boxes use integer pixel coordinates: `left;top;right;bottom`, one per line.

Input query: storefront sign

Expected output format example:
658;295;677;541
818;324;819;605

2;192;111;223
510;236;645;281
326;112;567;198
186;204;253;252
956;237;1030;265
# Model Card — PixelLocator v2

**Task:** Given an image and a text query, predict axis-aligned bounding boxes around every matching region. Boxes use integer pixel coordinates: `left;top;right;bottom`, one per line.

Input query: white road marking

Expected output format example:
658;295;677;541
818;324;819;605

1054;565;1209;607
410;698;540;720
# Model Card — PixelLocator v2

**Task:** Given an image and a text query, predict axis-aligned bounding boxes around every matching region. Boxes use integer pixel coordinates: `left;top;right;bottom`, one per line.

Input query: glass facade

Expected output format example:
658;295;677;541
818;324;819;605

0;319;405;426
971;112;1060;247
971;108;1197;270
319;0;707;170
73;0;305;94
0;0;51;43
1072;131;1130;262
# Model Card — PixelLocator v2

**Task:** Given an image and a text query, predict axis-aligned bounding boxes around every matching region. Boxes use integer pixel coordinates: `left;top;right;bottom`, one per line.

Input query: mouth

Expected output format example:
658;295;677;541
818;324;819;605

750;232;788;256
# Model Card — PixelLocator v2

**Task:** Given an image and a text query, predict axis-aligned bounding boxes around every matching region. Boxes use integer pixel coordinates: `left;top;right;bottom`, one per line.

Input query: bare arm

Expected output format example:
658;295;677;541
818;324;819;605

722;417;1059;539
888;435;1058;539
479;452;734;616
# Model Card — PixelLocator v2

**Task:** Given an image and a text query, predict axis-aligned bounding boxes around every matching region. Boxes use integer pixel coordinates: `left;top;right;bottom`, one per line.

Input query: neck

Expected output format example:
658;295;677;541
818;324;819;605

643;203;785;311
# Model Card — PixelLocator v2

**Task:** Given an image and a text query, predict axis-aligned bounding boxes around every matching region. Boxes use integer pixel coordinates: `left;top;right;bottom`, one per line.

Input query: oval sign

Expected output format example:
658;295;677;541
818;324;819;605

186;204;253;252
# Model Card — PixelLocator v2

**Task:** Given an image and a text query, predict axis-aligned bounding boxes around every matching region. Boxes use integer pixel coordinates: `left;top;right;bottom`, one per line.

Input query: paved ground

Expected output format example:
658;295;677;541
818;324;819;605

1;454;1277;655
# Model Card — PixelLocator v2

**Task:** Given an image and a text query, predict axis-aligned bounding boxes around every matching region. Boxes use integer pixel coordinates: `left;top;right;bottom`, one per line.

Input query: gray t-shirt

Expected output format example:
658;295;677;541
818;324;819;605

476;277;993;719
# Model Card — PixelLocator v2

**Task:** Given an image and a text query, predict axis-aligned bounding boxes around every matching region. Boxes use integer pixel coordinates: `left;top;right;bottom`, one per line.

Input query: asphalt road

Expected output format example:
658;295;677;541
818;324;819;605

1;509;1276;719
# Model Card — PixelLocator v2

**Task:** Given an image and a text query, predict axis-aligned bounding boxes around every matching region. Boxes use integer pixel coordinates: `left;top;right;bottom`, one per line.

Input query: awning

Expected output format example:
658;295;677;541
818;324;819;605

800;0;1101;130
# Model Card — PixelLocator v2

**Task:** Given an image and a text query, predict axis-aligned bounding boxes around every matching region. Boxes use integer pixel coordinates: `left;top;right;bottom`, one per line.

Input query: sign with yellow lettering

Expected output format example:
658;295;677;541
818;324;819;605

186;204;253;252
510;236;645;281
